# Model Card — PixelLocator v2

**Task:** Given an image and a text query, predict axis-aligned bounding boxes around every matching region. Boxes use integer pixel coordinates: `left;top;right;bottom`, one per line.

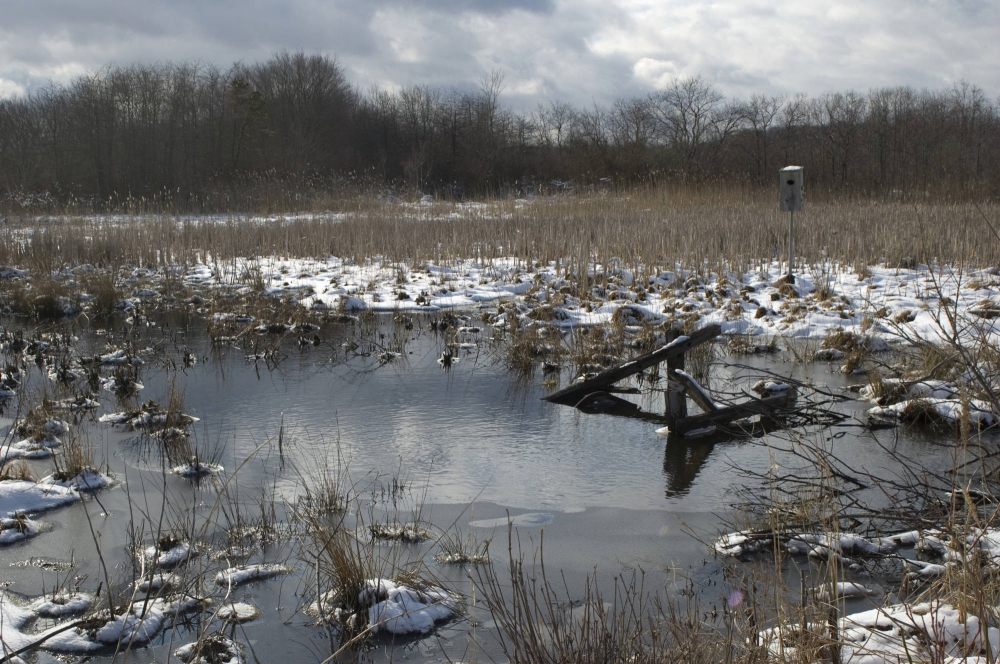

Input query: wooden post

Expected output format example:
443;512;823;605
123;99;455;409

665;331;687;427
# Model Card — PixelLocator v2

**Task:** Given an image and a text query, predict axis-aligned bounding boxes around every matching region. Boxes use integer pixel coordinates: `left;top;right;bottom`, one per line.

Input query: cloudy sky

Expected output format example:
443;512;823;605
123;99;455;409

1;0;997;108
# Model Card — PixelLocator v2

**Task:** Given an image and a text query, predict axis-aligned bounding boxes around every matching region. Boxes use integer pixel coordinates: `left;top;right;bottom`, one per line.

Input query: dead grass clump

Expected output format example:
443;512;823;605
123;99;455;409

501;325;554;375
85;272;123;319
841;348;868;374
12;405;65;442
175;632;244;664
51;436;95;481
369;522;432;543
610;305;650;327
526;304;567;321
728;333;777;356
910;343;961;381
777;283;798;299
899;399;949;427
686;339;716;381
106;364;143;398
477;530;747;664
863;369;906;406
0;459;34;481
434;530;490;565
821;329;863;353
893;308;917;324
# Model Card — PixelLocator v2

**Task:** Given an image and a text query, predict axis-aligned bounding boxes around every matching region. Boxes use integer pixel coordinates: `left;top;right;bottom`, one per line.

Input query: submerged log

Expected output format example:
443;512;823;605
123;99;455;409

544;324;721;406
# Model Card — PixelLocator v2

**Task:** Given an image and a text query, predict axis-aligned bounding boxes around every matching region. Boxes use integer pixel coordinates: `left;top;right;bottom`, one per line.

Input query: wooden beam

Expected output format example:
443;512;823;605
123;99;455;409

672;370;718;414
543;324;721;405
670;392;791;436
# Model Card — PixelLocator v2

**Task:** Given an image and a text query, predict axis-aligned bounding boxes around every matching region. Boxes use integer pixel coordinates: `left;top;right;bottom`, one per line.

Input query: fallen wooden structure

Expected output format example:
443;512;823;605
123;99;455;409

543;324;792;436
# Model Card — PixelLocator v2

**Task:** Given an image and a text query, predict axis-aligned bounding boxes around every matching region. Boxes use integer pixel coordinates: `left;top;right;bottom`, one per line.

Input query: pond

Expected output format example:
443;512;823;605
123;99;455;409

0;310;963;663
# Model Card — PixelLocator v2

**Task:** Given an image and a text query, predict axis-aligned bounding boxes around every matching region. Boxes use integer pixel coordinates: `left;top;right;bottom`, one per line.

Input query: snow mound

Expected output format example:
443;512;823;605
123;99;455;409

0;480;80;518
364;579;455;635
763;601;1000;663
172;461;224;477
0;516;43;545
40;468;111;491
214;563;292;586
30;592;93;617
142;540;192;568
176;635;245;664
216;602;261;623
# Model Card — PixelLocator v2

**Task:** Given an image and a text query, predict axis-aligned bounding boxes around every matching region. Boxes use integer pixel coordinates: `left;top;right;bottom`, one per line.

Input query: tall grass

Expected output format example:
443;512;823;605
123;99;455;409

0;185;995;278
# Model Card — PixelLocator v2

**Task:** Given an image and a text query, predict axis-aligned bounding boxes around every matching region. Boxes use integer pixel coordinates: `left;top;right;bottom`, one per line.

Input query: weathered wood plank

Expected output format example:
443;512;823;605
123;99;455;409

543;324;721;405
670;392;791;435
672;370;719;414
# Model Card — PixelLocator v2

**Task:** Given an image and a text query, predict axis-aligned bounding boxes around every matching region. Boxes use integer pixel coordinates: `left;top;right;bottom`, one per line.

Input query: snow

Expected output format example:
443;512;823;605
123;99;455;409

136;572;179;592
0;436;62;462
142;540;192;567
715;530;898;558
0;480;80;518
92;595;201;646
99;376;144;393
39;468;111;491
214;563;292;586
98;349;141;365
30;592;93;617
813;581;876;600
0;516;43;544
172;461;224;477
674;369;720;408
50;396;100;411
763;601;1000;663
869;397;998;427
215;601;261;623
175;635;245;664
363;579;455;635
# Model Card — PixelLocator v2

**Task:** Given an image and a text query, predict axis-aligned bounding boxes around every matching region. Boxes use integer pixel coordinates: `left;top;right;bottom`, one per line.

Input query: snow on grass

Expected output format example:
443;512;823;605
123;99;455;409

363;579;455;635
172;461;224;478
175;635;245;664
215;602;261;623
29;592;93;617
40;468;111;491
214;563;292;587
813;581;877;600
368;523;432;543
88;595;201;647
0;515;44;545
0;436;62;462
763;601;1000;663
0;480;79;518
99;406;198;431
49;396;100;411
142;539;192;568
136;572;180;593
715;530;899;559
869;398;998;427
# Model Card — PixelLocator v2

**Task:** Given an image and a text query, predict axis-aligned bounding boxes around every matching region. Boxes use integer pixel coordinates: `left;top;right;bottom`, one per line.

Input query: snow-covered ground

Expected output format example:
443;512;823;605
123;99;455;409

87;255;1000;346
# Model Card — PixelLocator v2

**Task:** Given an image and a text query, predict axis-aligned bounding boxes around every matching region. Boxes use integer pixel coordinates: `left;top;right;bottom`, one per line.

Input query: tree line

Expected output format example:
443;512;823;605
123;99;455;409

0;51;997;207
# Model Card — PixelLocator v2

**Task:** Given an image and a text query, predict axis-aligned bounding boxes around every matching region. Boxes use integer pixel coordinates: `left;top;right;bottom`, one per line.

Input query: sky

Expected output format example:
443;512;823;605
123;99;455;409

1;0;997;108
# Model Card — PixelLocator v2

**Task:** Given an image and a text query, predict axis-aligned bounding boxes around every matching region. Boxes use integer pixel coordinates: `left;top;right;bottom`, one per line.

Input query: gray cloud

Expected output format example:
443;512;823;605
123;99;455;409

0;0;996;107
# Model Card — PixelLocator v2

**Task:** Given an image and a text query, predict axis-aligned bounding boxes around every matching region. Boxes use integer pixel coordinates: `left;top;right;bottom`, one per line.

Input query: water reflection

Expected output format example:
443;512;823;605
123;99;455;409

663;435;716;497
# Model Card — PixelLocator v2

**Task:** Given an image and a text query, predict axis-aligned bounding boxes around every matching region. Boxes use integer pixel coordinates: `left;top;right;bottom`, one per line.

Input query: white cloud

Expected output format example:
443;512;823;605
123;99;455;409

0;78;26;98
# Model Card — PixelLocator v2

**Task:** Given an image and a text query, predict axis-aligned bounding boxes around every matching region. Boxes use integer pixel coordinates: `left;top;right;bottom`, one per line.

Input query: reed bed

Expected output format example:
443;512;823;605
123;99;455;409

1;186;996;281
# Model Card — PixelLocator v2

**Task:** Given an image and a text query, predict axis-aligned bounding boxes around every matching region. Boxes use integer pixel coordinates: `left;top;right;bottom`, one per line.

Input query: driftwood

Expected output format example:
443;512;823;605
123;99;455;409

542;323;793;437
543;325;721;406
668;392;791;435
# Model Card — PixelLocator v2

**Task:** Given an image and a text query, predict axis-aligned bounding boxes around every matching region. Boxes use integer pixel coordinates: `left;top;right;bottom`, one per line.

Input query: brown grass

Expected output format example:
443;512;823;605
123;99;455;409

0;187;996;283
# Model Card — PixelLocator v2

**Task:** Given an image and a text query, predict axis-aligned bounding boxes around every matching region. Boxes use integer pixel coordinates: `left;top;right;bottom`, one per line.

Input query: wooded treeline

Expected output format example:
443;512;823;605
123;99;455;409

0;52;997;207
